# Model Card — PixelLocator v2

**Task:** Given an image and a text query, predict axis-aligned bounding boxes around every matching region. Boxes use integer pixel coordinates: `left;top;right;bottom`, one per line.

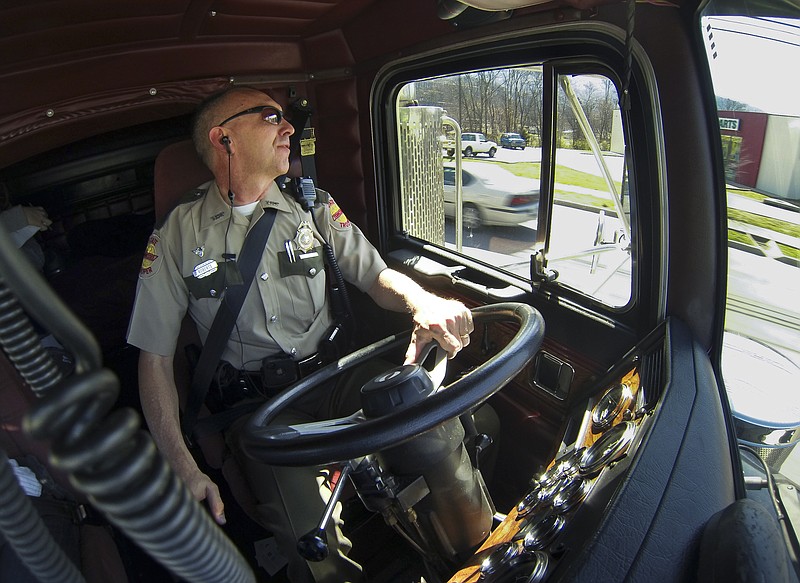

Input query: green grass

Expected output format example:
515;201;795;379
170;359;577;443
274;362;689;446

728;207;800;260
723;191;799;262
728;207;800;240
466;160;619;210
728;229;754;246
553;165;622;193
778;243;800;261
553;190;615;209
465;159;623;193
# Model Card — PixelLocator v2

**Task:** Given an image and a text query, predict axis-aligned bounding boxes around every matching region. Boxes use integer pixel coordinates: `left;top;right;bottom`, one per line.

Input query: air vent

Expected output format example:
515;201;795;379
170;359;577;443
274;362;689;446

638;338;666;413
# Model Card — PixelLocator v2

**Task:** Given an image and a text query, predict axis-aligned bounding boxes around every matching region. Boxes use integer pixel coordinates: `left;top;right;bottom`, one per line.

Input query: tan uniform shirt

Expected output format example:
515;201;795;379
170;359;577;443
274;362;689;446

127;180;387;369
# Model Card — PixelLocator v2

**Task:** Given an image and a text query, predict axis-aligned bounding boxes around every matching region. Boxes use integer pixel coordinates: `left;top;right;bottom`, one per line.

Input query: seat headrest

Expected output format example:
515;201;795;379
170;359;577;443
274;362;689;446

153;140;213;221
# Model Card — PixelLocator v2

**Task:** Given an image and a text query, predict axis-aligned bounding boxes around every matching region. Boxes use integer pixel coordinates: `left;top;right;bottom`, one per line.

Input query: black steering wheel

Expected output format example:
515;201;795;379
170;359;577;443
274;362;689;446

240;302;544;466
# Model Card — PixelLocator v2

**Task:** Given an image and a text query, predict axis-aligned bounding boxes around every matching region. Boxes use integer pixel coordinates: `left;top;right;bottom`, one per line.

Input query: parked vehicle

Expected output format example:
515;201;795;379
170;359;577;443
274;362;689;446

444;132;498;158
0;0;798;582
500;132;526;149
443;162;539;228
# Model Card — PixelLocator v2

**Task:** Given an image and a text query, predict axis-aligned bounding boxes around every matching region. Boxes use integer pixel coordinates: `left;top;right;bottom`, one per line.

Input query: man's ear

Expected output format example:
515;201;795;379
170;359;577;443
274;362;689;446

209;127;229;153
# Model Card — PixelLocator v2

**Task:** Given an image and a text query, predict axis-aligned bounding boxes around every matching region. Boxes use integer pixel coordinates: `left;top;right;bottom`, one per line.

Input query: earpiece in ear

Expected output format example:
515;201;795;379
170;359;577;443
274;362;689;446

221;136;231;154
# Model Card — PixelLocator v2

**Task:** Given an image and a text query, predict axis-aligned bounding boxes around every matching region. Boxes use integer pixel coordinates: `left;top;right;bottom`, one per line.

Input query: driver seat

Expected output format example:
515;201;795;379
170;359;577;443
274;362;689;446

152;139;213;221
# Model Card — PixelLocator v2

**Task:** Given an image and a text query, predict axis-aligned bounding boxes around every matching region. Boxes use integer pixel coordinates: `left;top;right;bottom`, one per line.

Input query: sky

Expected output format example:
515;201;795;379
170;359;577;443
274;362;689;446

702;16;800;117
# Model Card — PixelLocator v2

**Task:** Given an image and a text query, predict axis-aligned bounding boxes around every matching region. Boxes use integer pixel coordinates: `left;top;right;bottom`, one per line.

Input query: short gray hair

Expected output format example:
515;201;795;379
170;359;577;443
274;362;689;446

191;86;259;167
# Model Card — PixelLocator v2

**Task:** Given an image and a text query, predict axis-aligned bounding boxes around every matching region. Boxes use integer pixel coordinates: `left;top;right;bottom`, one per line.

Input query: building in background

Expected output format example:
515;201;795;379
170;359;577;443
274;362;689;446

719;110;800;201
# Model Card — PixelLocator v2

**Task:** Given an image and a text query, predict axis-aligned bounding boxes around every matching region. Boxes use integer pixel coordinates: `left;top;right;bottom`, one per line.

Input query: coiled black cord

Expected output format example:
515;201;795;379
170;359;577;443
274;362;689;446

24;369;252;583
0;225;254;583
620;0;635;112
0;447;84;583
310;211;354;326
0;278;84;583
0;280;63;395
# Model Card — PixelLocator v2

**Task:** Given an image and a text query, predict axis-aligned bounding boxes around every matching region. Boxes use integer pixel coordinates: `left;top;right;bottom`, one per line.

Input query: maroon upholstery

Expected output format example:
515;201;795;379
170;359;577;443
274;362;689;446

153;139;213;222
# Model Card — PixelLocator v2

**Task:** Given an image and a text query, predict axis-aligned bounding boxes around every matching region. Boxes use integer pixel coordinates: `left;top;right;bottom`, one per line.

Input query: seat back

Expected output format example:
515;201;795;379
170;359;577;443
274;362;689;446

152;139;224;468
153;139;213;222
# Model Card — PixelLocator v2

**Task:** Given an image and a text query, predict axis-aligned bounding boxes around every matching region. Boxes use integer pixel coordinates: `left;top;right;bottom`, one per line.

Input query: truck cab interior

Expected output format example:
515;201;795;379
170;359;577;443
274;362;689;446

1;0;799;582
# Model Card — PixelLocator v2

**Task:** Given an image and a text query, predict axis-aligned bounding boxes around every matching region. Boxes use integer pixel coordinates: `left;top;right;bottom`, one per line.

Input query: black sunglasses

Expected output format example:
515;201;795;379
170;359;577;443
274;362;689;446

218;105;285;127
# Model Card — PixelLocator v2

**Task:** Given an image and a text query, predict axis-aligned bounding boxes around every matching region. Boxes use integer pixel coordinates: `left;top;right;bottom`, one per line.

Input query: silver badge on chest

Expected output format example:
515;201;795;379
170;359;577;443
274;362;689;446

294;221;315;253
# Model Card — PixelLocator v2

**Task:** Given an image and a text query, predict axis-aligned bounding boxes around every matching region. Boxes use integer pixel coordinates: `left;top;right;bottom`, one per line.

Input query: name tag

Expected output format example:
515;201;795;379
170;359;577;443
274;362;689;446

193;259;218;279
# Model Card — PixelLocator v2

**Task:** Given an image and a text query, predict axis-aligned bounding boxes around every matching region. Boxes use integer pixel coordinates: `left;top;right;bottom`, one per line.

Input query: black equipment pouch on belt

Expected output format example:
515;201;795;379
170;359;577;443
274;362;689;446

261;354;300;389
260;350;328;393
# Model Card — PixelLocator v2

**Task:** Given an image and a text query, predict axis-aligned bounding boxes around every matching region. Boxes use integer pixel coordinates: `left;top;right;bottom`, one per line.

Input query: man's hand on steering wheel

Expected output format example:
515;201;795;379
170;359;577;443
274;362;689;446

241;303;543;466
404;295;474;364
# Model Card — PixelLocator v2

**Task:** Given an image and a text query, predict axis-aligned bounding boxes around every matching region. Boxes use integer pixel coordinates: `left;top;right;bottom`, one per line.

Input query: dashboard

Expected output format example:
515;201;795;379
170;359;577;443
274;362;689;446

448;322;668;582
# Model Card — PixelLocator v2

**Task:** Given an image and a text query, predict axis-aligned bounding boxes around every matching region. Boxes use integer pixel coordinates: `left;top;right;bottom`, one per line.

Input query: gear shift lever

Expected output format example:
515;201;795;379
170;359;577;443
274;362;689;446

297;463;353;561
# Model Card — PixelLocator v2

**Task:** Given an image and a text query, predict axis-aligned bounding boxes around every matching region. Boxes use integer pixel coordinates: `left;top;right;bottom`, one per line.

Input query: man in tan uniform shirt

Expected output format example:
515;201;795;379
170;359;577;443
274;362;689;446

126;86;474;582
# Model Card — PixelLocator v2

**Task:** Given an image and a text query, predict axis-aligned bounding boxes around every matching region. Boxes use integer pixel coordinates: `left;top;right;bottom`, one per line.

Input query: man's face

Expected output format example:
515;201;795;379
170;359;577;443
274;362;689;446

217;89;294;181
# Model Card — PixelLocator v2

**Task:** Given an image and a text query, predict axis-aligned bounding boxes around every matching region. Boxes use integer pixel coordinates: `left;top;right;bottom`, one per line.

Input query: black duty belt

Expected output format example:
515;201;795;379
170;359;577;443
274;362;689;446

193;351;329;441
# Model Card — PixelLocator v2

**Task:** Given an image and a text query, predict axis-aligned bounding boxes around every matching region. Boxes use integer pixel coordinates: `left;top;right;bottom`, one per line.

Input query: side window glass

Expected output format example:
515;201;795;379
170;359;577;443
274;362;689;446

395;66;633;307
397;70;542;280
700;12;800;472
548;74;631;307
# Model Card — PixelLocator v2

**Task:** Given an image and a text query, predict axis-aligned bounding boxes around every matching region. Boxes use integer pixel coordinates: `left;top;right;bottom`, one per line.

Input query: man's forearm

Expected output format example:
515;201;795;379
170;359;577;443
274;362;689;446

138;351;199;479
367;268;429;313
367;268;474;362
138;350;227;523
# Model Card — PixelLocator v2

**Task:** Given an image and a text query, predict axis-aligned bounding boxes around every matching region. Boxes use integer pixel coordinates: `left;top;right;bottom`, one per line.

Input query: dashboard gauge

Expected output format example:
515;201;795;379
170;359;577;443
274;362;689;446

517;482;545;519
537;448;582;488
522;551;549;583
478;541;548;583
521;513;565;550
580;421;637;476
479;541;520;578
591;382;634;432
551;475;592;513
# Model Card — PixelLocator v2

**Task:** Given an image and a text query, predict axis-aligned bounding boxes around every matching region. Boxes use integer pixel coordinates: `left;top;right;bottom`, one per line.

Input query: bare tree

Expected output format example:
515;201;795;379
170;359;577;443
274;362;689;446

412;68;619;151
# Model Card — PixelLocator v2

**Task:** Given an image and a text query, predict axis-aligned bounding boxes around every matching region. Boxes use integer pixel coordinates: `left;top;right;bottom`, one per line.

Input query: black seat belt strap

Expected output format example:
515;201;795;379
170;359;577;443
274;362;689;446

181;207;278;443
288;98;318;184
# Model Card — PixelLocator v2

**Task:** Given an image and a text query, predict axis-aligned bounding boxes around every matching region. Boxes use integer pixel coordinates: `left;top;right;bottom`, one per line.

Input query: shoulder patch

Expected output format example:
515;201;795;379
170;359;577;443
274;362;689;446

139;233;163;279
328;196;351;230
